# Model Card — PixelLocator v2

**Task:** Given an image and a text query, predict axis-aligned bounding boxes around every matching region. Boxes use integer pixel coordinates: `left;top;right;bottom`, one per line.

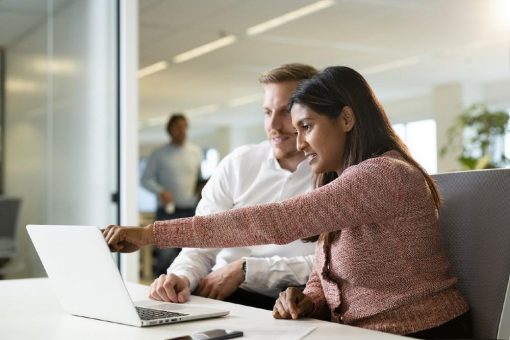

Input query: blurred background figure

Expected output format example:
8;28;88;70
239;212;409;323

141;113;203;276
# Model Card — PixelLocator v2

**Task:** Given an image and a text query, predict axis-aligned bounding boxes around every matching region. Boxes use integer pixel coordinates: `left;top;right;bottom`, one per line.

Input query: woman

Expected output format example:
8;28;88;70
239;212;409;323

104;66;471;338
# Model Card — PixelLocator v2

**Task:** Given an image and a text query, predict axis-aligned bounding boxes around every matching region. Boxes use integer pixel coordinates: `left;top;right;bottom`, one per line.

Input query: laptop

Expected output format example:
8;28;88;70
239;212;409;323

26;224;229;327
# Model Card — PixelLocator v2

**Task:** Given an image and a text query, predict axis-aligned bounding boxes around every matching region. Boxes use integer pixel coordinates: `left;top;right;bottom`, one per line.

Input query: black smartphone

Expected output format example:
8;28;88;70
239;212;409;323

166;329;243;340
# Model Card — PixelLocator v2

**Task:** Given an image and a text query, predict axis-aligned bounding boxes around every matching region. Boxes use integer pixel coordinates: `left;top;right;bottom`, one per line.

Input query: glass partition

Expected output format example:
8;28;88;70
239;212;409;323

1;0;118;279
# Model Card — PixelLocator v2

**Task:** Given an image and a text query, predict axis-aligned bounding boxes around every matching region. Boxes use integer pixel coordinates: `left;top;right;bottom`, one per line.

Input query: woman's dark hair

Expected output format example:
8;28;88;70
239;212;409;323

291;66;440;243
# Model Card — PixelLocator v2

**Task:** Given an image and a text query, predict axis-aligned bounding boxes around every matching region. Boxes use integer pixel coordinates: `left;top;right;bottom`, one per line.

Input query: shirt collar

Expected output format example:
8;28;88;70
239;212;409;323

265;145;310;174
265;146;279;168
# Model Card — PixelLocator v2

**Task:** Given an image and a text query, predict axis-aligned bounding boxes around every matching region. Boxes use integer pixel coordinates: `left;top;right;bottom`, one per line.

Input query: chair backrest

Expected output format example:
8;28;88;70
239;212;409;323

0;197;21;258
499;278;510;339
433;169;510;339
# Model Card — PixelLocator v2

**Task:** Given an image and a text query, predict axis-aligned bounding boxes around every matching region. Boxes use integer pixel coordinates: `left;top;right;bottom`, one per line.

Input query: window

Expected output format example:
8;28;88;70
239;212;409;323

201;148;220;180
393;119;438;174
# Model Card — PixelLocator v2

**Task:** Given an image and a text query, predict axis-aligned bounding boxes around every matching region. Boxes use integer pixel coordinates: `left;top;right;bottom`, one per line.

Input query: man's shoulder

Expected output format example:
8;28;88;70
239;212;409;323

148;144;169;158
185;142;203;155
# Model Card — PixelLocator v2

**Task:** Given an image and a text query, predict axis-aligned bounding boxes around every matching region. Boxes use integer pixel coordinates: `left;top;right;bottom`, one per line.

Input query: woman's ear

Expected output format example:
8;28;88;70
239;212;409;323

340;106;355;132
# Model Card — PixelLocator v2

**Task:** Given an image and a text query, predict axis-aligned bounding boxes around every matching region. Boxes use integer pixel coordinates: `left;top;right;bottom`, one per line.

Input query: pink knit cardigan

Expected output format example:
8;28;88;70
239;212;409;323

154;151;468;335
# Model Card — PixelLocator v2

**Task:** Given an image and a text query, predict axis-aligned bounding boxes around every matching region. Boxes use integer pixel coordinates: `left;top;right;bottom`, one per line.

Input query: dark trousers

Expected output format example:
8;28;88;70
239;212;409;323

152;206;195;277
407;312;472;339
223;288;277;311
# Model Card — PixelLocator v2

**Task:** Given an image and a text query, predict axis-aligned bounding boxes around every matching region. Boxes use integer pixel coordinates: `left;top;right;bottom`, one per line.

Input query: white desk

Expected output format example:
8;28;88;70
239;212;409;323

0;278;406;339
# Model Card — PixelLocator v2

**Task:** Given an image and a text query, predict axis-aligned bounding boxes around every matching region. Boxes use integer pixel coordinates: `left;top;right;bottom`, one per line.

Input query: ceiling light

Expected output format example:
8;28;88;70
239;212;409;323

498;0;510;28
145;115;169;127
173;35;237;64
6;78;40;93
442;39;503;56
142;104;219;128
246;0;335;36
138;61;168;78
33;58;78;74
361;55;429;75
186;104;219;117
227;93;263;107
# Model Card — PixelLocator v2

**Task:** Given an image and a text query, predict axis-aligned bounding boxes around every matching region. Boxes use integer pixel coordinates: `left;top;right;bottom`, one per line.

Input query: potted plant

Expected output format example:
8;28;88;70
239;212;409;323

440;103;509;170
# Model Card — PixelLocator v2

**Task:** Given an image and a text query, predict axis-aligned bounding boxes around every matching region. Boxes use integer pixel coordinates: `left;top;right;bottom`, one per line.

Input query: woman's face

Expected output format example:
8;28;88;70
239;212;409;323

291;103;354;175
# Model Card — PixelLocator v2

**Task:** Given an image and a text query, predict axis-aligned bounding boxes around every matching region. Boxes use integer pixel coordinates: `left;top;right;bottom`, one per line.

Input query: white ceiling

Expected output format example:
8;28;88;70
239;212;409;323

1;0;509;143
138;0;510;142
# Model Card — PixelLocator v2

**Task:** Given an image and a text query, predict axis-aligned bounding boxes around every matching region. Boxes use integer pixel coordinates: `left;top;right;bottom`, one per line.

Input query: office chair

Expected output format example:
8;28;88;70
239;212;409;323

0;197;21;278
433;169;510;339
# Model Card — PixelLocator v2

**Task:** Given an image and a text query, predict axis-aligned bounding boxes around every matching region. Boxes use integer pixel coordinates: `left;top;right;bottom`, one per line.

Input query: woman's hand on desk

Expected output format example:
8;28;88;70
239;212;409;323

103;224;155;252
273;287;313;320
149;274;191;303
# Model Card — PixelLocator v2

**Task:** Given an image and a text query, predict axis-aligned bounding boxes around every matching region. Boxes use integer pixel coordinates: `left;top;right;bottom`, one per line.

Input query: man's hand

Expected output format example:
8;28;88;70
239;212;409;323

272;287;313;320
195;259;245;300
149;274;191;303
159;191;174;205
103;224;154;253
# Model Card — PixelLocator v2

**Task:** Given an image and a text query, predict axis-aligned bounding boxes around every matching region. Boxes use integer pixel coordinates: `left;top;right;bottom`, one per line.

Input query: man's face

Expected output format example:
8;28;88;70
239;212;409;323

169;118;188;145
263;81;302;161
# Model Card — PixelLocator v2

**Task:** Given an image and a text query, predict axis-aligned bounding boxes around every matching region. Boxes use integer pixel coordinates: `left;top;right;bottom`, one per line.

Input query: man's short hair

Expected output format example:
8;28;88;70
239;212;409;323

166;113;187;132
258;63;318;84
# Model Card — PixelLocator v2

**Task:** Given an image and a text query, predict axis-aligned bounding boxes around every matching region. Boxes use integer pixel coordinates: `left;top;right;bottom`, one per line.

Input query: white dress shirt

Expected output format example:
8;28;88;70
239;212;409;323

168;141;315;298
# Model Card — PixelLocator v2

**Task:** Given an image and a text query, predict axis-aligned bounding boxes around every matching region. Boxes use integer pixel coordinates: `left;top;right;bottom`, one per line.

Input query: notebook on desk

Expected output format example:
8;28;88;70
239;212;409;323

26;224;229;327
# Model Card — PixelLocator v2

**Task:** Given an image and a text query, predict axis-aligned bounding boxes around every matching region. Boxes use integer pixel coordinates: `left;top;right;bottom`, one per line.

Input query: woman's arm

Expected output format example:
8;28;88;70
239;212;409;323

154;155;419;248
104;154;423;252
302;268;330;320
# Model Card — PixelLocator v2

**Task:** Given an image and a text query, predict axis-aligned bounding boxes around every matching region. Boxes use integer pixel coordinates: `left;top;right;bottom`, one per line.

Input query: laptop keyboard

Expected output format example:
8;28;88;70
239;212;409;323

136;306;188;321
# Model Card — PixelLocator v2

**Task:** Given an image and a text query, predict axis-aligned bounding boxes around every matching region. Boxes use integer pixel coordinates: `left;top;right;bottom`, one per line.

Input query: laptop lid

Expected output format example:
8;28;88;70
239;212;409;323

26;224;228;327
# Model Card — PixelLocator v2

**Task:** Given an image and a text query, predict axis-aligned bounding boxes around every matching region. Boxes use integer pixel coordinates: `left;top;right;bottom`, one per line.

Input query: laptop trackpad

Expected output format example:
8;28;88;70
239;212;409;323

150;303;189;311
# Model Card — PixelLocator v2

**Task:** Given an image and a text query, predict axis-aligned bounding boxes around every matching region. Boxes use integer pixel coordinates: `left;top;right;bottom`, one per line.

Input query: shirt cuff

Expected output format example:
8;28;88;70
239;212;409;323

243;257;267;285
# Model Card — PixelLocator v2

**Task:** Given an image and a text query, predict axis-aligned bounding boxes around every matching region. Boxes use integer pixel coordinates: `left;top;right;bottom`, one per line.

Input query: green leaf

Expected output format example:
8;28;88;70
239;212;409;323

441;103;510;170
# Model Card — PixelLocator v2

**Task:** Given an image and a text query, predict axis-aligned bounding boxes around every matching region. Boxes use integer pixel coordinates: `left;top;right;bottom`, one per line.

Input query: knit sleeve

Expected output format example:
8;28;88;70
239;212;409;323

303;268;330;320
154;154;426;248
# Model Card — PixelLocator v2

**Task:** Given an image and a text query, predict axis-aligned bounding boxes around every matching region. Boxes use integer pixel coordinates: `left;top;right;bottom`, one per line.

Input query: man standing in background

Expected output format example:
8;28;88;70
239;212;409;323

142;113;202;275
148;64;318;310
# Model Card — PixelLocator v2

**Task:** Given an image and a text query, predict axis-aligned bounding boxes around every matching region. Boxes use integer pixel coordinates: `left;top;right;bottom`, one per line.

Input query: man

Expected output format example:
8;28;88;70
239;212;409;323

148;64;318;310
141;113;202;275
